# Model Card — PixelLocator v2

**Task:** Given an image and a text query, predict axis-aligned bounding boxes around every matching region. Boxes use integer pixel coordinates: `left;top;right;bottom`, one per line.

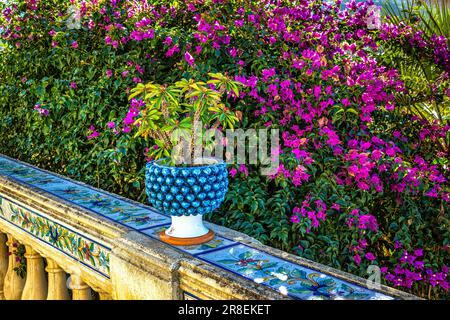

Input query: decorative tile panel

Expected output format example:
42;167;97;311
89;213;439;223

0;195;110;278
197;244;394;300
0;157;170;230
0;155;395;299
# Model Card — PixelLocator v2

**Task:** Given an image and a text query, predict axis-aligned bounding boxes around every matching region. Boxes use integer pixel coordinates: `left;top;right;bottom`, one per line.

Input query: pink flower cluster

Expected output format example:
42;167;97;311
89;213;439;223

382;248;449;291
290;195;327;232
345;208;379;234
121;98;145;133
229;164;249;178
33;104;48;117
87;125;99;140
350;238;376;265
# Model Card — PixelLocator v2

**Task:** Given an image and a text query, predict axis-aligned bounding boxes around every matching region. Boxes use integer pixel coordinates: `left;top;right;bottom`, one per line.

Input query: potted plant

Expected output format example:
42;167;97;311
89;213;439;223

129;73;242;245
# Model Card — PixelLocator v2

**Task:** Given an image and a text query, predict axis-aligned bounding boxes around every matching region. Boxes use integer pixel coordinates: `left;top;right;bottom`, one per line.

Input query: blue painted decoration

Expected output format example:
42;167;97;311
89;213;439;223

145;158;228;217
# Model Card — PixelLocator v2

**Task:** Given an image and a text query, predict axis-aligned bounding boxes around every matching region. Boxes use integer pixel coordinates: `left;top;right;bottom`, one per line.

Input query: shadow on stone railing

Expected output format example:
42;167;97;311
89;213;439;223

0;154;418;300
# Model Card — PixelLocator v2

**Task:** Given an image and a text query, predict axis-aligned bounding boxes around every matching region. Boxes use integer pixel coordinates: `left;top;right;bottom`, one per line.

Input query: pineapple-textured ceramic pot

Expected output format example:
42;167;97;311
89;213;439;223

145;157;228;245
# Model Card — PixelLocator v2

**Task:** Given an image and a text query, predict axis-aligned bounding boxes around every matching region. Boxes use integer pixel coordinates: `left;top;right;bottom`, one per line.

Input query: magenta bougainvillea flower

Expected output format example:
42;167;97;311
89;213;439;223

365;252;376;261
87;125;99;140
33;104;48;117
184;51;195;67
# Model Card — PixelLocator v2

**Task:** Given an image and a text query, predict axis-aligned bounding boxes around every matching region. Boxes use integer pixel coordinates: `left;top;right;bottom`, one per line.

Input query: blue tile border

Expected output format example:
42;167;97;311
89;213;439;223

0;156;163;212
184;291;202;300
0;154;395;300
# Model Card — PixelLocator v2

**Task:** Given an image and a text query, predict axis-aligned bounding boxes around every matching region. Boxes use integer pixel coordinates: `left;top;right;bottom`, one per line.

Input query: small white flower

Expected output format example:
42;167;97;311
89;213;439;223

271;272;289;281
66;5;81;30
366;5;382;30
254;278;265;284
278;286;289;295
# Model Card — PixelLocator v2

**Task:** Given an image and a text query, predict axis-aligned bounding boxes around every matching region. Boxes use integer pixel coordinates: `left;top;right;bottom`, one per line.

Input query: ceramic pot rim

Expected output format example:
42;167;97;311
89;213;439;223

147;157;226;170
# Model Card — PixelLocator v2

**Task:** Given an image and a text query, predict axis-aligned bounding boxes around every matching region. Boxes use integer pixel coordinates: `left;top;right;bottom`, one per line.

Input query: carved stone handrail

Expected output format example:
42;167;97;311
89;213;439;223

0;154;418;300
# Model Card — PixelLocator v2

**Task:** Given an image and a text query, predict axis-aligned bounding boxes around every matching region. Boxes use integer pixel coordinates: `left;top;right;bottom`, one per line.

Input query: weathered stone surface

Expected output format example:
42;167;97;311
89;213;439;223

110;231;183;300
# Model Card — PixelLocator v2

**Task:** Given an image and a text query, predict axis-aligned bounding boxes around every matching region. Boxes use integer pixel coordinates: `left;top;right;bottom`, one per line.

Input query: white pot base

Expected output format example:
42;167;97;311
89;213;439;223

159;214;215;246
165;214;209;238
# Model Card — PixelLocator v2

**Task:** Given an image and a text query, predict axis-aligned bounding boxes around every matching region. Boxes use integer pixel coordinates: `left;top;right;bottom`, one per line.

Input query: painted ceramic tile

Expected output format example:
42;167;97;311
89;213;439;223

0;195;110;278
197;244;393;300
0;157;170;230
0;161;32;175
0;162;61;186
142;225;236;255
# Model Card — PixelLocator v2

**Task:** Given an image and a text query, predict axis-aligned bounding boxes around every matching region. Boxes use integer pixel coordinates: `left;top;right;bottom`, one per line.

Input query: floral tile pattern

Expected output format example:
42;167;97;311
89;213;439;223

197;244;394;300
0;195;110;277
0;156;170;230
0;155;395;300
141;225;236;255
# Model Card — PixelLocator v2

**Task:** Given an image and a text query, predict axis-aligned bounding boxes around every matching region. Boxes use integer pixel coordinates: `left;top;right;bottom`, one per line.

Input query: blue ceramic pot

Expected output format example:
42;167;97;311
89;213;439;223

145;158;228;217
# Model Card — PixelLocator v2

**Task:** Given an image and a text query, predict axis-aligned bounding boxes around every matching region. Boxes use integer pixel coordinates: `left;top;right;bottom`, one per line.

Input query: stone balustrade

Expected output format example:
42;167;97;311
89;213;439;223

0;154;418;300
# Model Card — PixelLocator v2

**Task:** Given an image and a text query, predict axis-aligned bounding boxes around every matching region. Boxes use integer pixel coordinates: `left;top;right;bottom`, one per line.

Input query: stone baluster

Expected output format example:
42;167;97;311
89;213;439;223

3;235;25;300
69;274;92;300
21;245;48;300
46;258;69;300
0;233;8;300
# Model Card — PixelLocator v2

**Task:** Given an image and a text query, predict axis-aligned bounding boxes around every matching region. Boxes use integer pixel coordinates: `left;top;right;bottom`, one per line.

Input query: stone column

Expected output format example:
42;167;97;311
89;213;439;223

21;245;48;300
0;233;8;300
3;235;25;300
70;274;92;300
46;258;69;300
